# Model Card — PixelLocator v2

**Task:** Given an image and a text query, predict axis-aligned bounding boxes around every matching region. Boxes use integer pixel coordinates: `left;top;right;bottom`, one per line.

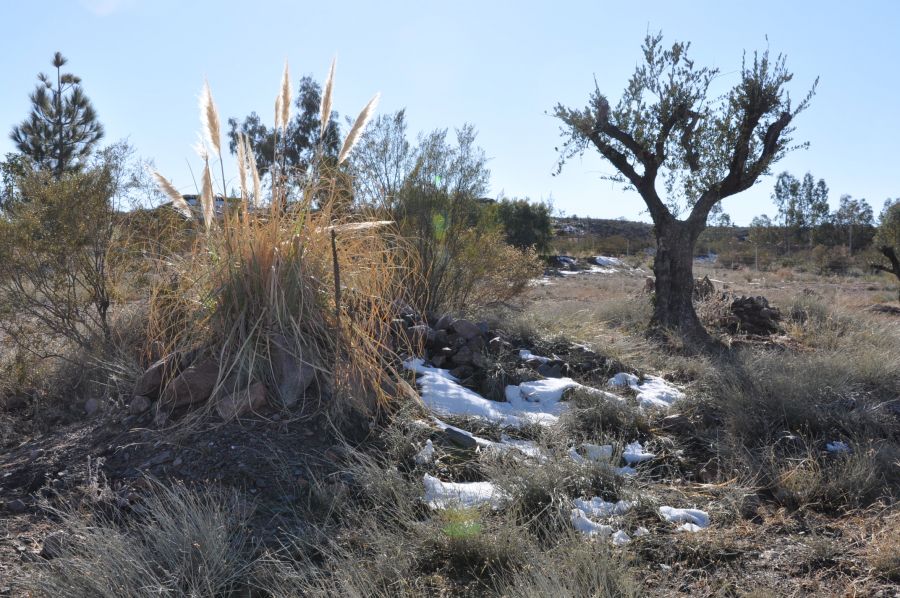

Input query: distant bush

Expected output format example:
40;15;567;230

394;180;540;315
492;198;553;252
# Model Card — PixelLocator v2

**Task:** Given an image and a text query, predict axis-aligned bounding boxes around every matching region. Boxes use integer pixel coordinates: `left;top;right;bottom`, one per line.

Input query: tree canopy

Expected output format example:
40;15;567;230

10;52;104;178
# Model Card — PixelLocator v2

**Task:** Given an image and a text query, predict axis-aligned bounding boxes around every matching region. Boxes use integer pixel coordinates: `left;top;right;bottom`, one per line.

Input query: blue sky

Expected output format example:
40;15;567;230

1;0;898;224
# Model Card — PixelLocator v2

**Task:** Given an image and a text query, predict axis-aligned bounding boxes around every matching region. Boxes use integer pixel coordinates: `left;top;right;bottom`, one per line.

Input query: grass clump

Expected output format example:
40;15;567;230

146;60;415;421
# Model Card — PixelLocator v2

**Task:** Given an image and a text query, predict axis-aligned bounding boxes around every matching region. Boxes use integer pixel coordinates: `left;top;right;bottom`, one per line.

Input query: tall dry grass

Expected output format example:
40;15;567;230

148;60;414;419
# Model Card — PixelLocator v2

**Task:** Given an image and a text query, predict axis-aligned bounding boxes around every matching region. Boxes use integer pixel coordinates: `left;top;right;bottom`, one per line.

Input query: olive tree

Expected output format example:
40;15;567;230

873;199;900;301
555;33;816;344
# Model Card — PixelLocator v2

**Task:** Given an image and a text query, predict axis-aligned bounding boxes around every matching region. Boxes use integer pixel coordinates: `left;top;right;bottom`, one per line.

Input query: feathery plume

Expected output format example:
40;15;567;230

200;160;215;230
279;60;291;131
150;169;192;219
192;133;209;162
274;94;283;130
199;80;222;157
246;137;262;207
320;57;336;138
236;133;249;204
338;92;380;165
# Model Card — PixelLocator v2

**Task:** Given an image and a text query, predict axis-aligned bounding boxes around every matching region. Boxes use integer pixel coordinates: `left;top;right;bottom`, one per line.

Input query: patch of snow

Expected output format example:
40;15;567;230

518;349;551;363
658;506;710;528
583;443;614;461
498;434;544;459
423;474;507;509
414;439;435;465
826;441;850;453
633;526;650;537
573;497;633;518
607;372;685;409
611;530;631;546
615;466;638;476
592;256;625;267
677;523;705;533
622;441;655;465
570;509;615;537
608;372;640;388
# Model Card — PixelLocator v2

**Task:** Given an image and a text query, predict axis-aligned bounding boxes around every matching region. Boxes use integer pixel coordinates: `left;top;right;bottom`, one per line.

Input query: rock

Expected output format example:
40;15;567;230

434;314;453;331
159;358;220;407
466;335;485;352
451;345;473;365
537;362;563;378
660;413;691;435
406;324;435;348
6;498;26;513
471;351;488;369
488;336;510;352
40;531;69;559
449;365;474;380
84;398;100;416
216;382;268;420
443;427;478;450
129;395;152;415
643;277;655;294
431;355;446;368
2;395;27;412
451;318;482;340
271;336;317;408
432;329;449;349
134;352;181;399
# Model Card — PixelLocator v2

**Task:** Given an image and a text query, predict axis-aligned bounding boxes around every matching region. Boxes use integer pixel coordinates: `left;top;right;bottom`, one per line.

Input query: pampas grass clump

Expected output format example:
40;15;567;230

149;59;412;420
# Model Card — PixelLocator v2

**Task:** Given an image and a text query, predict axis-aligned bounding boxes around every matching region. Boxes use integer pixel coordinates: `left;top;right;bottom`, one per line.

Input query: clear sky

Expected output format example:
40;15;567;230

1;0;898;224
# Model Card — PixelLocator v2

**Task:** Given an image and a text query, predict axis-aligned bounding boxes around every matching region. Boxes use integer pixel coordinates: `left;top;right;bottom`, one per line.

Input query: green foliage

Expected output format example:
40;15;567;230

876;199;900;250
772;171;830;247
493;198;553;252
226;75;340;182
10;52;104;178
0;162;118;351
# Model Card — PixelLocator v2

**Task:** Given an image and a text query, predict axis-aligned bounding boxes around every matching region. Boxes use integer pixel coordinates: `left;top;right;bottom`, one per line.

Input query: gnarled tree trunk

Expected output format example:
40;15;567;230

651;220;710;345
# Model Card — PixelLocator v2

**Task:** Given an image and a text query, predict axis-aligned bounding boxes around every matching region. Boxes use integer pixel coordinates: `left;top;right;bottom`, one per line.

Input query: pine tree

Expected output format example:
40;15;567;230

10;52;104;178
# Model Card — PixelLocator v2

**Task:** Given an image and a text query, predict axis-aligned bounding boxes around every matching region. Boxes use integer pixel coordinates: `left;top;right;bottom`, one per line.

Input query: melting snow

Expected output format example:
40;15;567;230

591;256;625;267
414;439;435;464
611;530;631;545
658;506;710;528
423;474;507;509
519;349;551;363
622;441;655;465
677;523;705;533
826;441;850;453
405;358;585;427
608;373;685;409
570;509;615;537
573;497;633;517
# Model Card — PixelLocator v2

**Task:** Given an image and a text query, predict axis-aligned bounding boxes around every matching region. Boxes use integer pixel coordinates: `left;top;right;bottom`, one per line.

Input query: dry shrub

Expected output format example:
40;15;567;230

23;481;255;597
147;61;416;420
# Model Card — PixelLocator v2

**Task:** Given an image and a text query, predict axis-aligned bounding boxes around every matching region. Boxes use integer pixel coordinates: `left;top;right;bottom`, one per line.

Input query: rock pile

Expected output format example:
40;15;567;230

397;313;496;380
726;295;783;335
130;349;292;422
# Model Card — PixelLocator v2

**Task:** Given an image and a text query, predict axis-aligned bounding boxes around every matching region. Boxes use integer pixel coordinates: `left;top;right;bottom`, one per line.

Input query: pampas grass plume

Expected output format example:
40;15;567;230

338;93;380;165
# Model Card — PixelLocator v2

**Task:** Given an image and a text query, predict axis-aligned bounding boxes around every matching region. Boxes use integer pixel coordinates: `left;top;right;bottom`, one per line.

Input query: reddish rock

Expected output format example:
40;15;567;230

133;353;180;399
159;358;219;407
216;382;267;420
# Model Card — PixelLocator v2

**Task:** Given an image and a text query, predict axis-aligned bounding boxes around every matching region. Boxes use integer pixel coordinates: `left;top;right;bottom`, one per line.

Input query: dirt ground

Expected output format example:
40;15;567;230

1;263;898;596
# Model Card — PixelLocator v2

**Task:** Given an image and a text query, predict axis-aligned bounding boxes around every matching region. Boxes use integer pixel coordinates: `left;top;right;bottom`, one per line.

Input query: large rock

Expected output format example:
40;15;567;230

433;314;454;331
159;358;220;407
216;382;267;420
129;395;152;415
451;319;482;340
133;353;179;399
272;336;317;408
451;345;473;365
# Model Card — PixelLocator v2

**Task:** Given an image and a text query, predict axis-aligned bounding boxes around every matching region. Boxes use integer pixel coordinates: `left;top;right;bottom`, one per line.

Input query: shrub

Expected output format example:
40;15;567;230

493;198;553;252
395;181;541;314
0;163;118;352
